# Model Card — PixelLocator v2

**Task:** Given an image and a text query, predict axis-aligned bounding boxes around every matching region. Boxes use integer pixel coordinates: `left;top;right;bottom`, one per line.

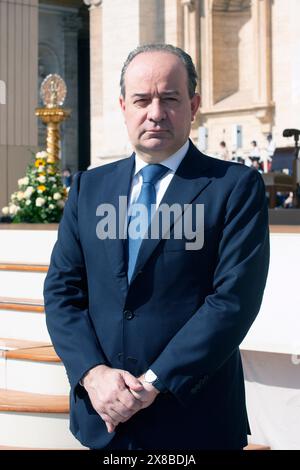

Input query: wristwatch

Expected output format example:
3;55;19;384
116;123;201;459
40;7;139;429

144;369;168;393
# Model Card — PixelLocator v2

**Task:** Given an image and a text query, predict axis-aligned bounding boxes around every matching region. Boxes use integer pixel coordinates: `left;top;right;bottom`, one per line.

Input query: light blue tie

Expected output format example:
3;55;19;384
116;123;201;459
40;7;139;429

127;164;168;282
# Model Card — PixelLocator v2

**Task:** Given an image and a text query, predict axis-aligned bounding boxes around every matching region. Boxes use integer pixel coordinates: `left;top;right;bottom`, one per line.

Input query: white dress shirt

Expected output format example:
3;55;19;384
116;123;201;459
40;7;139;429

128;140;190;209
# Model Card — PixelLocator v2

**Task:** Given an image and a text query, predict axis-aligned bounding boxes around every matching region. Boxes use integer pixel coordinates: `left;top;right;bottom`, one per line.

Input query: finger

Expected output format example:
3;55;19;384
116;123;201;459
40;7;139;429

130;388;147;402
115;398;142;421
107;406;129;423
123;371;144;392
100;412;118;428
106;421;115;433
119;388;144;412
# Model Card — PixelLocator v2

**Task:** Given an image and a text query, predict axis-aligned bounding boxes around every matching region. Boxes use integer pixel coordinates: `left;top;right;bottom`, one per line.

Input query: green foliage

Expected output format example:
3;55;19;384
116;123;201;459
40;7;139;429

2;151;68;223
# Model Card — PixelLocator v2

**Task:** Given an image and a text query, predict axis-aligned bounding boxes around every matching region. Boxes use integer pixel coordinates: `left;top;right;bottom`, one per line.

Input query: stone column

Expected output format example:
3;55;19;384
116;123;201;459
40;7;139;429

252;0;272;105
139;0;165;44
252;0;273;132
0;0;38;209
181;0;201;134
84;0;103;167
63;12;81;172
199;0;214;111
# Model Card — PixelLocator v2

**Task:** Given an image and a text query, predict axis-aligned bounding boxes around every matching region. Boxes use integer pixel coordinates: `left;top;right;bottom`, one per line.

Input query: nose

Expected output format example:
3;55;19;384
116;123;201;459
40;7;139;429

147;99;166;123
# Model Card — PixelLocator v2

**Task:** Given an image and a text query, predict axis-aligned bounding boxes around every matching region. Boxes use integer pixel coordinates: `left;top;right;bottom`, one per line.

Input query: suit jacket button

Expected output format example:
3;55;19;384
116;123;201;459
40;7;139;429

124;310;134;320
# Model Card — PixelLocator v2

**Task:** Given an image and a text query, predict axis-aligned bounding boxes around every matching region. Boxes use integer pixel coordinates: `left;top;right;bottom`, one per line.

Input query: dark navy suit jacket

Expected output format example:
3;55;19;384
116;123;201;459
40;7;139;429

44;141;270;449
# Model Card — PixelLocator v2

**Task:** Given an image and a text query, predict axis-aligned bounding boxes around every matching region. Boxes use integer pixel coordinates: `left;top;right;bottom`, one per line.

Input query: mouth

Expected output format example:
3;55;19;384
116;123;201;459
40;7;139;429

144;129;169;135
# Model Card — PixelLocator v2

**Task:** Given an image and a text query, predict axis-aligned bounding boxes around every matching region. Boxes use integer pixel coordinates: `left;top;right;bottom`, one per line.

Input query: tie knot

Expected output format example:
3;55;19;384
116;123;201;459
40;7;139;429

140;164;168;185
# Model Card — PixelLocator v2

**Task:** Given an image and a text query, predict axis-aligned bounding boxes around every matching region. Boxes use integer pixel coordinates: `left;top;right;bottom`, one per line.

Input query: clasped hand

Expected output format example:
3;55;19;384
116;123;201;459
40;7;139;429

82;364;160;433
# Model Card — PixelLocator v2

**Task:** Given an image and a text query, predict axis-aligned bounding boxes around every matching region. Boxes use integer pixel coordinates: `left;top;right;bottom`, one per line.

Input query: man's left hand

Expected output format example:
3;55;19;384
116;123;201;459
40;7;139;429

117;374;160;426
129;374;160;409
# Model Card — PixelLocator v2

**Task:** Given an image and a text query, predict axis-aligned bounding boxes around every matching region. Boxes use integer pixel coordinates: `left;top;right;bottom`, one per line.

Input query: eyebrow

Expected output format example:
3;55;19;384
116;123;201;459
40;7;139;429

131;91;180;98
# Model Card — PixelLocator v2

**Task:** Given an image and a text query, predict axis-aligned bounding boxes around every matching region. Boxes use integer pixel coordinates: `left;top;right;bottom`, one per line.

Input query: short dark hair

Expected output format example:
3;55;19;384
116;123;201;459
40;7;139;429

120;44;198;99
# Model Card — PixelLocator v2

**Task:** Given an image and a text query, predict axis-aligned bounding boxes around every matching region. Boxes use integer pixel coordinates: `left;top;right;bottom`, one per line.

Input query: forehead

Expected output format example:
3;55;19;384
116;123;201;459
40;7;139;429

124;51;188;92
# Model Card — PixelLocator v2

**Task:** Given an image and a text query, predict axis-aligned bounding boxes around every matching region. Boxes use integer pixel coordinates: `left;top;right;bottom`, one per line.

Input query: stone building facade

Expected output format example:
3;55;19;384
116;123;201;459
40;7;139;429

1;0;300;207
84;0;300;167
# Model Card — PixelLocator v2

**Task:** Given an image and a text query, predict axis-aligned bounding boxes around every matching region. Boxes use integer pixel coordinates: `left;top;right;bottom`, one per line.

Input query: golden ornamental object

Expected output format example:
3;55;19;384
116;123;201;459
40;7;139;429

35;74;71;164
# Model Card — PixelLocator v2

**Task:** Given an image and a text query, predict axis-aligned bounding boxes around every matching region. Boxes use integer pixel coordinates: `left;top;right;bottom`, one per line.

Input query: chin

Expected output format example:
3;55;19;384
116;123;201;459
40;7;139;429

142;138;173;152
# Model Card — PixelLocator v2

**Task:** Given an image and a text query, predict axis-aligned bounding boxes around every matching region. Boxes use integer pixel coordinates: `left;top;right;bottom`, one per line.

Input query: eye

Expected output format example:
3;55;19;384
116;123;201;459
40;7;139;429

163;97;178;102
134;99;149;106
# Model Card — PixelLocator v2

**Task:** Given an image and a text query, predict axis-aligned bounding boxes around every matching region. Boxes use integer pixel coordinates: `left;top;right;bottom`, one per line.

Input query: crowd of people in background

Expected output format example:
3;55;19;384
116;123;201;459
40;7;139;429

215;133;275;173
214;134;297;208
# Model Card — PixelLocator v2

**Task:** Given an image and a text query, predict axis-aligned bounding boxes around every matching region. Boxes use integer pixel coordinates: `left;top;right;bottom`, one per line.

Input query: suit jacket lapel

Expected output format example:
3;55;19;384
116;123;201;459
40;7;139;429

102;154;135;298
129;142;212;284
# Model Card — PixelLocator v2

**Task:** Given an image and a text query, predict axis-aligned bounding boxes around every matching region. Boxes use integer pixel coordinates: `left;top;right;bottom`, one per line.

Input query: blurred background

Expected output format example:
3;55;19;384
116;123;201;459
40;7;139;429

1;0;300;211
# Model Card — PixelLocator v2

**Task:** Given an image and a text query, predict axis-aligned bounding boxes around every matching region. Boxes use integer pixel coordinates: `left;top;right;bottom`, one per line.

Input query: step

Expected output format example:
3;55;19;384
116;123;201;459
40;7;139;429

244;443;271;450
0;264;48;273
0;337;49;352
0;297;44;313
0;389;85;449
0;298;50;342
0;269;46;299
0;227;57;265
0;340;69;395
0;445;87;450
5;352;69;395
0;389;68;413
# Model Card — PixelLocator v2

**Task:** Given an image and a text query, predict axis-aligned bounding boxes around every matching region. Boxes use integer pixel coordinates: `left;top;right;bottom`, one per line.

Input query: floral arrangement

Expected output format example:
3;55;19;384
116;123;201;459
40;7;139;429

1;151;68;223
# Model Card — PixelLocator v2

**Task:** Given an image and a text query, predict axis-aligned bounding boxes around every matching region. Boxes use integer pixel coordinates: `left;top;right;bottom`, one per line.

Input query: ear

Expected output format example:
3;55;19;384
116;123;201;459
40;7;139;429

190;93;201;121
119;95;126;114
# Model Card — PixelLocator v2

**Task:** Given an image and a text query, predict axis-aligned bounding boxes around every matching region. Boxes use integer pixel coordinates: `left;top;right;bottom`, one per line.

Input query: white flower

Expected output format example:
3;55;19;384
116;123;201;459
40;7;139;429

18;176;29;186
25;200;31;206
2;206;9;215
37;175;46;183
36;151;48;159
56;199;65;209
9;204;19;215
52;184;57;189
37;166;45;173
49;177;56;182
24;186;34;198
49;204;55;210
36;197;46;207
17;191;25;201
53;192;62;200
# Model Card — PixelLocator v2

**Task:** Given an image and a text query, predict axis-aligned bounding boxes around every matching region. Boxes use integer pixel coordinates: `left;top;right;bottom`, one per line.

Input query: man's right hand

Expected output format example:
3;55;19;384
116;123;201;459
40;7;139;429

82;364;145;433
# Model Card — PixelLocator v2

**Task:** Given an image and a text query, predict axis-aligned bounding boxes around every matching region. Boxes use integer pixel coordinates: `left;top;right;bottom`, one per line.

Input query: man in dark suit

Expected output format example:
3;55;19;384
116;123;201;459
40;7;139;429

44;44;270;450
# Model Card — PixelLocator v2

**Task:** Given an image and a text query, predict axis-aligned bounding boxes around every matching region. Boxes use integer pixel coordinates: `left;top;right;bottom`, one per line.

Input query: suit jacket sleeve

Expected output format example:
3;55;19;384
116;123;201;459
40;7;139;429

44;171;107;392
150;168;270;407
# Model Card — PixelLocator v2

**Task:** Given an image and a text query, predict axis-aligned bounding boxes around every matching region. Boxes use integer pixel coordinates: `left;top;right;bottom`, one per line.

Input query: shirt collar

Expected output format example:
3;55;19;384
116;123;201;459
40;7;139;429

134;140;190;176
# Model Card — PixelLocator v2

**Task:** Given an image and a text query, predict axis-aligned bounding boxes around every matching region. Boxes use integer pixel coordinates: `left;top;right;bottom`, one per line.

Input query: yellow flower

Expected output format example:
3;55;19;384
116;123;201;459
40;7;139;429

37;185;46;192
35;159;45;167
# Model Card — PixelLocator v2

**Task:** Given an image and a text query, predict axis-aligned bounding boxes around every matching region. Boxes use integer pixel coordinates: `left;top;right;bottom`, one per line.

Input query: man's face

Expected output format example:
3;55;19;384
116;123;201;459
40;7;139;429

119;51;200;162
